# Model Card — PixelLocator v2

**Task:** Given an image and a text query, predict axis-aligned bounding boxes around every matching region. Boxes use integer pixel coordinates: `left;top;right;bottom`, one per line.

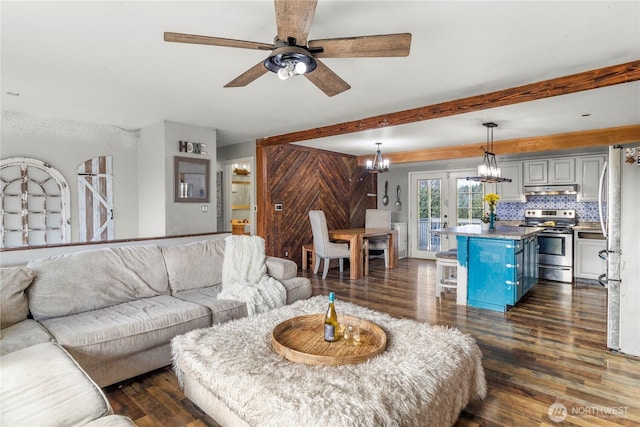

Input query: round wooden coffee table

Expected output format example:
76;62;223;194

271;314;387;366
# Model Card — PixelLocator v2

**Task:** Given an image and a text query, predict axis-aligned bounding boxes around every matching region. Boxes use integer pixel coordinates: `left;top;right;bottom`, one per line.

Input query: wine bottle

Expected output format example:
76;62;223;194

324;292;338;342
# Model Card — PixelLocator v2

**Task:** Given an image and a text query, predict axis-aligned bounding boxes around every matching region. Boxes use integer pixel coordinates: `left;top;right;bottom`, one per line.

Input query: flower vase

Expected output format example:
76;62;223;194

489;212;496;230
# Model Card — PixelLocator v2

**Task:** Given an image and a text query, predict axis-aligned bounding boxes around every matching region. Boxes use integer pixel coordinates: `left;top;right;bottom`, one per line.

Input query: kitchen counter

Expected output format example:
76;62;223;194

438;225;541;312
436;224;544;240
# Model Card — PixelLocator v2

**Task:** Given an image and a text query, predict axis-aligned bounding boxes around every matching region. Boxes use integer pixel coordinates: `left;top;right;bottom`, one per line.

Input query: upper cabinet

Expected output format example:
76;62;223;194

524;160;547;185
576;155;606;201
524;158;575;185
549;158;575;183
498;162;525;202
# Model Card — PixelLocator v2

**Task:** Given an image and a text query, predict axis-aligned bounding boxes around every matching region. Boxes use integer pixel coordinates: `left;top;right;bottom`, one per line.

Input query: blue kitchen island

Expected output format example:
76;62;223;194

436;225;543;312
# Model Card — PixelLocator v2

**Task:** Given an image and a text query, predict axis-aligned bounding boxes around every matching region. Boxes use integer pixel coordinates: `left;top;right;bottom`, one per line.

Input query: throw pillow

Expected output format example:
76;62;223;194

0;266;35;329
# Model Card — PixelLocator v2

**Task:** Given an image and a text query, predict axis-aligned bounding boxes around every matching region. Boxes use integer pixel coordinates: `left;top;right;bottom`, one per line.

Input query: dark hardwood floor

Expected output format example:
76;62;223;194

104;258;640;426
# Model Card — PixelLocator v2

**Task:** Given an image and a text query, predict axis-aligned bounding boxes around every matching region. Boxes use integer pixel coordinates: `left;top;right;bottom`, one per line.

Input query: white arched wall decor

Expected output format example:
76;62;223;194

0;157;71;248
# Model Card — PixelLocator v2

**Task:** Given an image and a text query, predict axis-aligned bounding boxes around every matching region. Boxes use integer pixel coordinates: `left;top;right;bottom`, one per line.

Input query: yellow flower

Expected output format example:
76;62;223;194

484;193;500;211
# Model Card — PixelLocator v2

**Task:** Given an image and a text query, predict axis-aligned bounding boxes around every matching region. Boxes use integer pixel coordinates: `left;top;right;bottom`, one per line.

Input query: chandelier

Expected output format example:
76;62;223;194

366;143;389;173
467;122;511;183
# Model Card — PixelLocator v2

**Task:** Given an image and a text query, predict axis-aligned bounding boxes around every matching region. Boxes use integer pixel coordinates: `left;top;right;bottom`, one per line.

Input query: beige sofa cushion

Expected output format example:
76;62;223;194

41;295;211;371
27;244;169;321
174;286;248;325
162;239;226;293
265;256;298;281
0;319;53;356
281;277;313;304
0;266;34;328
0;342;111;426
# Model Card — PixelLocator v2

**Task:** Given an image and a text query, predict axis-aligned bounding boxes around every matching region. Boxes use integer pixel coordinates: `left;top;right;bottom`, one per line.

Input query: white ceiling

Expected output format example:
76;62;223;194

2;1;639;156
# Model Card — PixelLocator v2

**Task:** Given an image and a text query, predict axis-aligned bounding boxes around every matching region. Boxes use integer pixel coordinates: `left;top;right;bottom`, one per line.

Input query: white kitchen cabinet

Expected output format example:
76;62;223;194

524;160;547;185
576;155;605;201
391;222;408;259
524;157;576;185
574;231;606;281
497;162;525;201
549;158;575;183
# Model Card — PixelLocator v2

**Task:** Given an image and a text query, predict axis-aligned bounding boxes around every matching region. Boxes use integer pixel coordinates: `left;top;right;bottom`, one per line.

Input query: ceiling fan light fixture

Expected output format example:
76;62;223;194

294;61;307;75
277;66;291;80
264;46;317;80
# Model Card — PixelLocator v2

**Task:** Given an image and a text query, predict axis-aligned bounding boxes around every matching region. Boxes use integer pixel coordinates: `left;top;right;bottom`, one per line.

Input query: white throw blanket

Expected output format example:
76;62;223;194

217;235;286;315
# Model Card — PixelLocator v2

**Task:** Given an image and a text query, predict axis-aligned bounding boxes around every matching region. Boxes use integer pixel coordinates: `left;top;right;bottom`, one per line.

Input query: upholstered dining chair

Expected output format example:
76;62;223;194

308;210;350;279
365;209;391;268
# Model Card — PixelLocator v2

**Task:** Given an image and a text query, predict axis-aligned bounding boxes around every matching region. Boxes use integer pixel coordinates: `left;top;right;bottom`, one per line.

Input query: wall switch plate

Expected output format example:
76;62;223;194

274;203;283;211
201;205;208;213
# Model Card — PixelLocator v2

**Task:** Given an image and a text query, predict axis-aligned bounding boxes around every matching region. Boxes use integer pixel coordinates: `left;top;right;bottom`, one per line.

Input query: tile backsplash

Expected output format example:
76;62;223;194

496;194;602;223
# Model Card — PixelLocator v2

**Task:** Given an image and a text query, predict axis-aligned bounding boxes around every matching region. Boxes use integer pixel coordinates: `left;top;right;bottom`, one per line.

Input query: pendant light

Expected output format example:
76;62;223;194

466;122;511;183
366;142;390;173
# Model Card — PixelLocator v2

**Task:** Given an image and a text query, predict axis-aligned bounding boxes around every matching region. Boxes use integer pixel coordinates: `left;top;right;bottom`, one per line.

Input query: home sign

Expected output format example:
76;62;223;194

178;140;207;155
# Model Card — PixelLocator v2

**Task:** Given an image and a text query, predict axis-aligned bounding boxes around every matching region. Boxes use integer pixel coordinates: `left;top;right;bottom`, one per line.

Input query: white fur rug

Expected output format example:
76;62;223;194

217;235;286;315
172;296;486;427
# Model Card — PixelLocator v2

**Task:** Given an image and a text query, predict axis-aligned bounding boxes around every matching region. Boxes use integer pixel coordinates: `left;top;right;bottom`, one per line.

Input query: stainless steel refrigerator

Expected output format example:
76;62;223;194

598;145;640;357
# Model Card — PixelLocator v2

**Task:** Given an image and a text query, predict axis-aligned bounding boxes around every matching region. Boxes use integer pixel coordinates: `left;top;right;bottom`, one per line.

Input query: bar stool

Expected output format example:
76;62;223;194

435;250;458;297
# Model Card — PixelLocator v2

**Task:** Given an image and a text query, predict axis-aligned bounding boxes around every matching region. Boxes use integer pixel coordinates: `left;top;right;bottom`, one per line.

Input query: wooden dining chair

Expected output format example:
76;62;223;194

365;209;391;268
308;210;350;279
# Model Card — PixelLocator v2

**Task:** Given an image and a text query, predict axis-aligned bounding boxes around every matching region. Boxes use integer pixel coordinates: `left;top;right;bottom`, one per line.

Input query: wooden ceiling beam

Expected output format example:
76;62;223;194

356;125;640;166
257;60;640;147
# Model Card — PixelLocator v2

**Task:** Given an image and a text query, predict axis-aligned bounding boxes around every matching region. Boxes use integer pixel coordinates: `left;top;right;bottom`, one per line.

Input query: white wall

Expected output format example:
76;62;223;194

138;121;166;237
1;111;218;242
0;111;139;241
163;120;217;236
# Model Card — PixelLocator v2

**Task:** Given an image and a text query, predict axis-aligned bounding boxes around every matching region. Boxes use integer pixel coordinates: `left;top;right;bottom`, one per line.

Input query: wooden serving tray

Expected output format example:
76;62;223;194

271;314;387;366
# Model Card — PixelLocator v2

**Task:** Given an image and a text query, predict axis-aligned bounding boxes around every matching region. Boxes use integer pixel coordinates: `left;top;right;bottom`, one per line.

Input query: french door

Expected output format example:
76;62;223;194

409;170;488;259
409;172;452;259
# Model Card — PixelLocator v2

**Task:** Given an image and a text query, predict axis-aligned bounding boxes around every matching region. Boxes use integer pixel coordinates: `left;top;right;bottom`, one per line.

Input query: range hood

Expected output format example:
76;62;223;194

524;184;578;195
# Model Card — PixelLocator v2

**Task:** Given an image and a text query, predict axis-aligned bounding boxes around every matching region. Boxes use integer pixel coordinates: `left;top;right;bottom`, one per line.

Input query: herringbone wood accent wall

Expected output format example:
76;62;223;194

258;143;376;267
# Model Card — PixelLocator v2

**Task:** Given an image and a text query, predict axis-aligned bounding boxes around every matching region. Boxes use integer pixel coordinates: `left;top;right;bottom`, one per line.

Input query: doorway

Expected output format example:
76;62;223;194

408;172;452;259
224;157;255;235
409;170;487;259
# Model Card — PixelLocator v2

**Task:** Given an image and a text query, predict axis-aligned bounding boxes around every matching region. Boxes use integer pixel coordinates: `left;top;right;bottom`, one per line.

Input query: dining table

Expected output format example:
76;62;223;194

328;228;398;280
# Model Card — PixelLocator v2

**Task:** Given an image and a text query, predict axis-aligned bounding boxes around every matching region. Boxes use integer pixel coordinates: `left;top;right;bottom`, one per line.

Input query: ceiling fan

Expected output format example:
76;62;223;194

164;0;411;97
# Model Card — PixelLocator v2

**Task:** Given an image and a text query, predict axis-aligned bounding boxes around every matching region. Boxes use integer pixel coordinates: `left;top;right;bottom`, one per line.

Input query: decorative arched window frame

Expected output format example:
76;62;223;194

0;157;71;248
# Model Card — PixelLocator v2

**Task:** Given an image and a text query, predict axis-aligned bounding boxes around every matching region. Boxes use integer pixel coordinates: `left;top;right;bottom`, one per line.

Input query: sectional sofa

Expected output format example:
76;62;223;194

0;236;312;426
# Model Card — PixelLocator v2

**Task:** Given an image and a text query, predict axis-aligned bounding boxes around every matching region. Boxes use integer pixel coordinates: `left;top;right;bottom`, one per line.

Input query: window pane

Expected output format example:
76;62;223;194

456;178;485;225
417;178;442;252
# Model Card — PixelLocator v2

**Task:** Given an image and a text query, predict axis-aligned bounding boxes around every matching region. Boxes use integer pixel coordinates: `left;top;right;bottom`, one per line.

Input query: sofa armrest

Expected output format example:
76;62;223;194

265;257;298;281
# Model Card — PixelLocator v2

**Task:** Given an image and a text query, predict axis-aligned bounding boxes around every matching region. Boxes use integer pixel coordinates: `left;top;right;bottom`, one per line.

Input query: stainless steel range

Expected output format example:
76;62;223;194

522;209;576;283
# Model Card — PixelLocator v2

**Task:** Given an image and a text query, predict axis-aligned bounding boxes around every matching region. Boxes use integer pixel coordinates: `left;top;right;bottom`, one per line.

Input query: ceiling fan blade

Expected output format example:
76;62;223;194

309;33;412;58
164;32;274;51
304;59;351;97
274;0;317;46
224;62;269;87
